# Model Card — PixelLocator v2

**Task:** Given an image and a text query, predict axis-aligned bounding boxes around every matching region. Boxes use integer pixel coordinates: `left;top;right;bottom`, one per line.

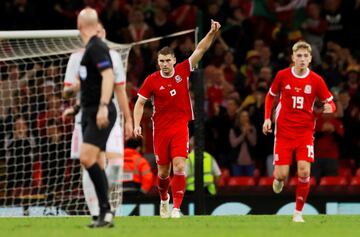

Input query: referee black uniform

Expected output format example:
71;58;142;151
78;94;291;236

79;35;116;226
79;35;116;149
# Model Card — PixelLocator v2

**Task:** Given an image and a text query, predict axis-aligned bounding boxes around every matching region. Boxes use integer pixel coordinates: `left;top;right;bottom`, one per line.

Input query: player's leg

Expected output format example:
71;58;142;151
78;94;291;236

171;157;186;218
82;154;106;223
273;165;289;193
105;152;123;213
169;126;189;218
273;138;292;193
293;141;314;222
105;119;124;213
158;163;171;218
154;130;172;218
81;106;116;228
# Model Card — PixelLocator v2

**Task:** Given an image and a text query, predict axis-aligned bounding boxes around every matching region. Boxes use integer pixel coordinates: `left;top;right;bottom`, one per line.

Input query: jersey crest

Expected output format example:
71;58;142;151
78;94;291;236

175;75;182;83
304;85;312;94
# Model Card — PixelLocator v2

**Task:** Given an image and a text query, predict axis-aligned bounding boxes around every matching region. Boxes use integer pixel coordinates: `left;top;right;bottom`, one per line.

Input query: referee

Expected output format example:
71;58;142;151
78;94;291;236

77;7;115;228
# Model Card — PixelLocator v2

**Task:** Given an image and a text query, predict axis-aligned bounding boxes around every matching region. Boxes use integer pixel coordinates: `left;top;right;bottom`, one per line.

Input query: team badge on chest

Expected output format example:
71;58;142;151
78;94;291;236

304;85;312;94
175;75;182;83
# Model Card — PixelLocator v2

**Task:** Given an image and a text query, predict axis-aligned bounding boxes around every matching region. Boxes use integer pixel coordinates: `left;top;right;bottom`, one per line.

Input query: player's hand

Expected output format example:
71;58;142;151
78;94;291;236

96;106;109;129
62;107;75;120
210;19;221;34
133;125;143;138
124;120;133;140
323;103;333;113
262;119;273;135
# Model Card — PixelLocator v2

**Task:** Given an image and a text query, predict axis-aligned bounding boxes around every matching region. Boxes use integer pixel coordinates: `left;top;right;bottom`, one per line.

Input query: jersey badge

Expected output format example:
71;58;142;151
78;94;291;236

304;85;312;94
79;66;87;80
175;75;182;83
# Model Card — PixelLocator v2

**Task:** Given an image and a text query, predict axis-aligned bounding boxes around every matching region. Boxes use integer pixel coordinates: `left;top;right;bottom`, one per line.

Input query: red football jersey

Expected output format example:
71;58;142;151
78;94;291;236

269;67;333;138
138;59;194;130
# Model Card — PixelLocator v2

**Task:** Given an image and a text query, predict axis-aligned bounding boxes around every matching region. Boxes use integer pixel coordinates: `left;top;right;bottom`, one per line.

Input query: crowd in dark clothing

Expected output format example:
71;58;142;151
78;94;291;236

0;0;360;196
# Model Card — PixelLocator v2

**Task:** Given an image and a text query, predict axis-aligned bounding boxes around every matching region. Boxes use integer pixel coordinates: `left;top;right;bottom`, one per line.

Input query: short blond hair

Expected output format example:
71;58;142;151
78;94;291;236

292;41;312;53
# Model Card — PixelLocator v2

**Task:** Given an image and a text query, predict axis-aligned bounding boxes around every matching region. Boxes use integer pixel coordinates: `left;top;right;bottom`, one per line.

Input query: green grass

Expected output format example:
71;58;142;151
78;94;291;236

0;215;359;237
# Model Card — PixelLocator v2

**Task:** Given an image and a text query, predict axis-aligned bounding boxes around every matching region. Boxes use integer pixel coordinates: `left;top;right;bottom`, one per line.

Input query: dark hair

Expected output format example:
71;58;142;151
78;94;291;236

158;46;175;57
126;138;143;149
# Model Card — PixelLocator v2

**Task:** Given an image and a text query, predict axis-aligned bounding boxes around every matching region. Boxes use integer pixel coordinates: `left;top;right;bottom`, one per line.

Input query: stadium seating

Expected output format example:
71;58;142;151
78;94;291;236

350;177;360;186
319;176;348;186
338;167;353;181
218;168;230;187
356;168;360;177
227;177;257;186
257;177;274;186
288;177;317;186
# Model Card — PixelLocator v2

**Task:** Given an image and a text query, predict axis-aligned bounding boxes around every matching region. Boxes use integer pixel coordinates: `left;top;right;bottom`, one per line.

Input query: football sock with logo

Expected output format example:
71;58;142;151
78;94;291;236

171;172;186;209
158;175;170;201
295;176;310;212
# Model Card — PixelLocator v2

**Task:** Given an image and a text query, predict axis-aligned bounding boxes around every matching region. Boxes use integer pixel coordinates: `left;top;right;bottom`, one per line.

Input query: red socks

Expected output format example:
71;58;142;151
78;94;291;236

296;176;310;212
157;175;170;201
171;172;186;209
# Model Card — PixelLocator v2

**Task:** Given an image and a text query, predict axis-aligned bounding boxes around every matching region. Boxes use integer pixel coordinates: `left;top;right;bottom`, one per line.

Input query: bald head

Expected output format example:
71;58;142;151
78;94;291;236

77;7;98;29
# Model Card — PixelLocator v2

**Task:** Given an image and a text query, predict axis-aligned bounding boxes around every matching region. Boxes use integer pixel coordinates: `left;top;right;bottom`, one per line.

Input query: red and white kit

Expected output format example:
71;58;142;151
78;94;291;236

138;59;194;165
269;67;333;165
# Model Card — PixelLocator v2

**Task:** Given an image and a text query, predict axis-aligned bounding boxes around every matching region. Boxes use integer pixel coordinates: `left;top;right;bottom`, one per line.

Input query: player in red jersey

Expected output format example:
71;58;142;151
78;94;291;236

263;41;336;222
133;20;221;218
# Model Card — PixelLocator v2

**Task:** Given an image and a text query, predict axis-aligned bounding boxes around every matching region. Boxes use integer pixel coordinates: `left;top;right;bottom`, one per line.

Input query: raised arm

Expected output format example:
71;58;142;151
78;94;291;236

133;96;147;138
189;19;221;68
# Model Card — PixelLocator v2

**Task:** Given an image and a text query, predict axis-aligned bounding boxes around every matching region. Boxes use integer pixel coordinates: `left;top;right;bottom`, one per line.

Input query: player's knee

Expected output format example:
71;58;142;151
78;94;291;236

298;167;310;177
172;162;185;174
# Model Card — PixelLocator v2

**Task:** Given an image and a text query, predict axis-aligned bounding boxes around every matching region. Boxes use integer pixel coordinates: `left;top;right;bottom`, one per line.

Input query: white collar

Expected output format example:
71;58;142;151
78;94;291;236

291;66;310;79
160;69;175;78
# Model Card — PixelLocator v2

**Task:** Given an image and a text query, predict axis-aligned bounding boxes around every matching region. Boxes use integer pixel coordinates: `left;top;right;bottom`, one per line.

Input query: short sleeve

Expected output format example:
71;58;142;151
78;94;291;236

90;43;113;72
269;72;282;96
138;76;153;100
316;77;333;102
176;59;192;76
64;52;82;86
110;50;126;85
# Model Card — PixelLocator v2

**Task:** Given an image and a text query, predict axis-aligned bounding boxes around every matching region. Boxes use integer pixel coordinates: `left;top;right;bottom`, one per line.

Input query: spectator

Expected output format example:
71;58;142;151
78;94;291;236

186;137;221;195
123;139;154;195
6;116;33;197
40;119;67;213
229;110;257;176
312;113;344;182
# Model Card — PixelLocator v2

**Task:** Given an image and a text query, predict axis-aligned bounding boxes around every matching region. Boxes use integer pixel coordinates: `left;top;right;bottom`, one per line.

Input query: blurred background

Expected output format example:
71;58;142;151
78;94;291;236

0;0;359;216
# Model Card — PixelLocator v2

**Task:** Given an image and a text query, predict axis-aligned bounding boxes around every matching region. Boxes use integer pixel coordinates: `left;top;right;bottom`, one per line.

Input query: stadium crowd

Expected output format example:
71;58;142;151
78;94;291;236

0;0;360;196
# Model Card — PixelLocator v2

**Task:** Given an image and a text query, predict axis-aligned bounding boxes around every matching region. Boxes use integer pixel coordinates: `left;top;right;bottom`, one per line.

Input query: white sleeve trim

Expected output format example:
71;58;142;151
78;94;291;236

137;93;148;100
269;89;277;96
322;95;333;103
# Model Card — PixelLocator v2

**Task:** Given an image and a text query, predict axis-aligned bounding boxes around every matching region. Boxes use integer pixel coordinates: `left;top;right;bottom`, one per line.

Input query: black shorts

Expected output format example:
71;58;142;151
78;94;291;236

82;102;116;151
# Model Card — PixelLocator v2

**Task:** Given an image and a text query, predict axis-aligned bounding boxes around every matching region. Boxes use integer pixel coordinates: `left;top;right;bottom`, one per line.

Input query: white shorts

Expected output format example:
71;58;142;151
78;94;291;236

70;118;124;159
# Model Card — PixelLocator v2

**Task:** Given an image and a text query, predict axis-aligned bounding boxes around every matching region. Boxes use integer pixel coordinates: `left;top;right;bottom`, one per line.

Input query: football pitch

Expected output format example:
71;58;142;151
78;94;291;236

1;215;359;237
